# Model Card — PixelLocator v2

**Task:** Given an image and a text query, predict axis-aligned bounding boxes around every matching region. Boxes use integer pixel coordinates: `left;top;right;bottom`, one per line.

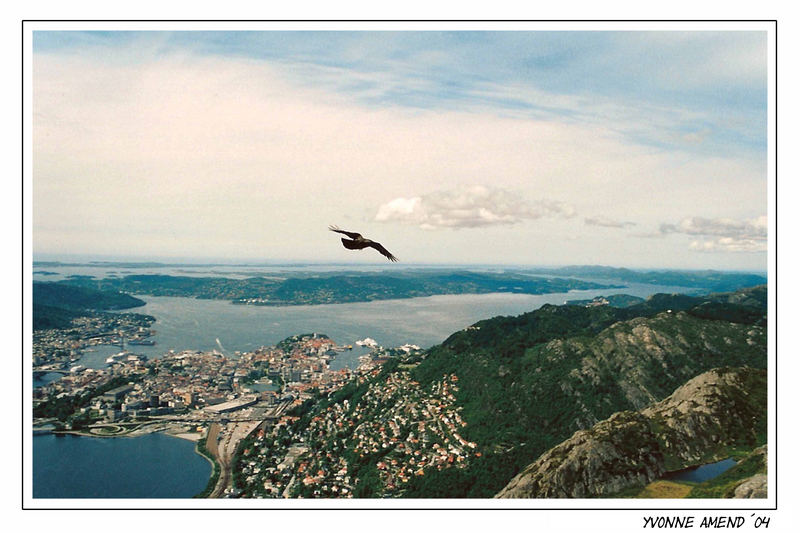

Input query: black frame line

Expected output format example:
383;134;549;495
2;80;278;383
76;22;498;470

21;18;778;513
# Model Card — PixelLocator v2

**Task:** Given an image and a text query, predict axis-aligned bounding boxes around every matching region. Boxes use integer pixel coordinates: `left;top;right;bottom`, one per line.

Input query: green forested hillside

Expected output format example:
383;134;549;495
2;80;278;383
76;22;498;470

32;304;83;330
32;282;146;330
403;286;767;497
33;282;145;311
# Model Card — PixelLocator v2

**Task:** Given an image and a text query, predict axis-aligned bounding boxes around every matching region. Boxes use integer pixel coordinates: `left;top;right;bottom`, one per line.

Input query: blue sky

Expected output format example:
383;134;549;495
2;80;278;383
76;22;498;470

33;30;768;156
31;26;771;269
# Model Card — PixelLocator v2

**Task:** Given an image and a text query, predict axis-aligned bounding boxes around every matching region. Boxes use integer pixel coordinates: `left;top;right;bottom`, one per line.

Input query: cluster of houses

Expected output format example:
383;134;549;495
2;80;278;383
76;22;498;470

37;322;481;498
347;372;479;494
243;334;354;395
232;368;480;498
33;314;152;369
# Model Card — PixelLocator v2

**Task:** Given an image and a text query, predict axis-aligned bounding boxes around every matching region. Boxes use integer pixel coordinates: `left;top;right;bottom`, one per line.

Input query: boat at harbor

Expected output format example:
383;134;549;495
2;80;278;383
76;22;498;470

105;351;128;364
128;339;156;346
355;337;378;347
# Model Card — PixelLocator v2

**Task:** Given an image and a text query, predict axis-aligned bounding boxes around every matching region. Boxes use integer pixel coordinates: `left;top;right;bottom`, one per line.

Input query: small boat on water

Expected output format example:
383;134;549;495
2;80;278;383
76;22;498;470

106;351;128;364
355;337;378;348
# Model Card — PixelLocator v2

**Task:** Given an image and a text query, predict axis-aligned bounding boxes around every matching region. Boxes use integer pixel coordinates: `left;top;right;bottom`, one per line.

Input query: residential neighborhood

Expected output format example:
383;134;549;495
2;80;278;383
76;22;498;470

232;370;480;498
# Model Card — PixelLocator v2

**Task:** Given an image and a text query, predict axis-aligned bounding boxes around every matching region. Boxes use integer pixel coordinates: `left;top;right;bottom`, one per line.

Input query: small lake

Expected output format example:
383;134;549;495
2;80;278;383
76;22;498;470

664;458;738;483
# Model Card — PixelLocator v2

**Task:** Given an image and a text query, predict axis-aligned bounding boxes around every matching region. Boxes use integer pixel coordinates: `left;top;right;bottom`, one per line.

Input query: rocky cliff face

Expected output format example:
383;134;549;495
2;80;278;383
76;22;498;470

541;311;766;431
495;367;766;498
641;367;766;470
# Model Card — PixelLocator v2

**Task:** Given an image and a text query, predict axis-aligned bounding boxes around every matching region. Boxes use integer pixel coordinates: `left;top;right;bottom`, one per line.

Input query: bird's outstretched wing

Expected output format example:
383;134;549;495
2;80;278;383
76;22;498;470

369;241;398;262
328;225;362;240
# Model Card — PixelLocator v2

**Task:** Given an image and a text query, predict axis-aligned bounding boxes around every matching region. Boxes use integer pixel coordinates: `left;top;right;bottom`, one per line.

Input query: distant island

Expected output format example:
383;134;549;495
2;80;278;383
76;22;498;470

53;271;622;306
522;265;766;293
46;265;766;307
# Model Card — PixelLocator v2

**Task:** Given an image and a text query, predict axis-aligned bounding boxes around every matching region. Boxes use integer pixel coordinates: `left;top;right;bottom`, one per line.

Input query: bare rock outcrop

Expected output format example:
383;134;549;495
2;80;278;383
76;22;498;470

496;367;766;498
734;474;768;498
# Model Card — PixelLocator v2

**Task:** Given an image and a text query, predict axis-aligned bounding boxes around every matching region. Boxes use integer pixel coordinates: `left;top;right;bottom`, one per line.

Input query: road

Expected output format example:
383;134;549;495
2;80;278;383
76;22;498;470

205;401;292;498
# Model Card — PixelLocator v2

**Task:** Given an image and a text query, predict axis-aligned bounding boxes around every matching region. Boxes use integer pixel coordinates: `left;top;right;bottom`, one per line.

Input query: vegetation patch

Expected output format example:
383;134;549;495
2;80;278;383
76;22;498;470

406;288;766;497
58;271;620;306
194;431;221;498
637;480;694;498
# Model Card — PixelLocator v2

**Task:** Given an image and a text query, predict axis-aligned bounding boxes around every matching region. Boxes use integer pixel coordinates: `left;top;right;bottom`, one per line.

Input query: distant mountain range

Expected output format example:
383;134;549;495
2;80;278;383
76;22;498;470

524;265;766;293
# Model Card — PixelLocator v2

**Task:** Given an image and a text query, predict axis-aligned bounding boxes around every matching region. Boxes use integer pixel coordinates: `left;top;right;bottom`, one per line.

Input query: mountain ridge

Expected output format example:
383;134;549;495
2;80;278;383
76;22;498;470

495;367;767;498
402;285;766;496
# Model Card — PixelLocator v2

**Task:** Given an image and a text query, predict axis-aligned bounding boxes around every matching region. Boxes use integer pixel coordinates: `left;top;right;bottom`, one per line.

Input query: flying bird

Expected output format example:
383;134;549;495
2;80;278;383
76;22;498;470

329;225;398;262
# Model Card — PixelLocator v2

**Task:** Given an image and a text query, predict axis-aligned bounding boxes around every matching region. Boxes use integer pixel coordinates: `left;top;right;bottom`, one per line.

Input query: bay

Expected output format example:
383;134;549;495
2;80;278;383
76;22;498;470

120;281;690;362
32;432;212;498
33;372;64;388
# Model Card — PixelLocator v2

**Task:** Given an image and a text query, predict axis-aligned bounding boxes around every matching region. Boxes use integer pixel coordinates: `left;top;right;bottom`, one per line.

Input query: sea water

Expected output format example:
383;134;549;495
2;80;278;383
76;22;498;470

32;432;211;498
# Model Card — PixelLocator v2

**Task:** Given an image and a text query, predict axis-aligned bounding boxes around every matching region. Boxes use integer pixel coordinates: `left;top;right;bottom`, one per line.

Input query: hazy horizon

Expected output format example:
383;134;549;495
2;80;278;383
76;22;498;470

31;252;767;274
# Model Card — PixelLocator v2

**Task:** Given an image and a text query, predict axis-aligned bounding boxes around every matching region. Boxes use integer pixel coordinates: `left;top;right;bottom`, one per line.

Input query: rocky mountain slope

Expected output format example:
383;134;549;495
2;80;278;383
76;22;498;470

495;367;767;498
404;286;766;496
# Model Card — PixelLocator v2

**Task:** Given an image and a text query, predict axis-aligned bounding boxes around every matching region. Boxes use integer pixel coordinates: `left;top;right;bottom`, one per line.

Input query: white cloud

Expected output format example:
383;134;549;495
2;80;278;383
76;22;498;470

30;41;767;268
374;186;574;229
584;216;636;229
689;238;767;253
661;215;767;253
662;216;767;240
374;197;425;224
